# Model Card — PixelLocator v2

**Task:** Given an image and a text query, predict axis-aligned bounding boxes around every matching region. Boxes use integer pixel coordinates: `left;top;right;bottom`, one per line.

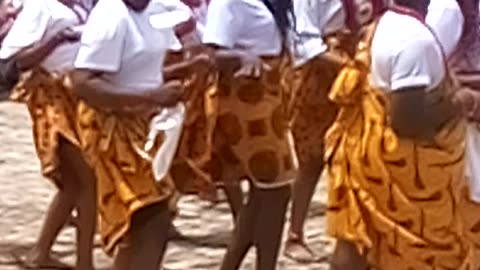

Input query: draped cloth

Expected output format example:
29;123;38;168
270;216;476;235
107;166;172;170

164;49;219;198
207;55;297;188
289;55;340;166
326;22;480;270
76;100;175;255
10;69;80;184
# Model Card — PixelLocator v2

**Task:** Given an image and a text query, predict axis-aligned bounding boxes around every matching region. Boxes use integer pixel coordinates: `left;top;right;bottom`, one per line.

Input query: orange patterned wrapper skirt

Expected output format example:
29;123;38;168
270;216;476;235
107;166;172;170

326;23;480;269
76;102;175;255
10;69;81;185
206;55;297;189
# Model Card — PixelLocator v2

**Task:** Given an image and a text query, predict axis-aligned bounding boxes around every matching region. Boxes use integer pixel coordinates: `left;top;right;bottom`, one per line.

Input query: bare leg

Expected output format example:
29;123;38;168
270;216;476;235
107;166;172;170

254;185;290;270
60;141;96;270
285;157;324;262
26;141;79;269
219;184;258;270
113;203;171;270
223;182;244;220
330;239;368;270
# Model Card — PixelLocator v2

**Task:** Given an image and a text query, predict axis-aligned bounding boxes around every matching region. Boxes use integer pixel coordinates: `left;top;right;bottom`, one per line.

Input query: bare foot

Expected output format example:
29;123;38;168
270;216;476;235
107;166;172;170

284;237;325;264
21;251;73;269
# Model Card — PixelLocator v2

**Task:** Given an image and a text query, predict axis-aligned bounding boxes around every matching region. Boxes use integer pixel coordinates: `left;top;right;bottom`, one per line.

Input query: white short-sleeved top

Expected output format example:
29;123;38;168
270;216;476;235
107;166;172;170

0;0;83;72
292;0;345;66
202;0;282;56
74;0;181;92
370;11;445;92
426;0;464;58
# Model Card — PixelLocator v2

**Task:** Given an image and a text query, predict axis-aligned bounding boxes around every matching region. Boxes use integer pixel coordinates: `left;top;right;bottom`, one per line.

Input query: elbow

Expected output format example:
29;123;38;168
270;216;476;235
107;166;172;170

70;71;93;100
15;56;34;71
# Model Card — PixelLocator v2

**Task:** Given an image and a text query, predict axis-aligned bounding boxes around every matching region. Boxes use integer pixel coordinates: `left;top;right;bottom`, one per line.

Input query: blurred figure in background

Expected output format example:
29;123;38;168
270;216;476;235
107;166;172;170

285;0;388;262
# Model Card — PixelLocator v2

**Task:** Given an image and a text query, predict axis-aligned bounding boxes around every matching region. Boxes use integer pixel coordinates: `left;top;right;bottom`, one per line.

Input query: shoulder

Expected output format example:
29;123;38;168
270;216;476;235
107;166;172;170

208;0;244;12
374;12;441;56
88;0;129;25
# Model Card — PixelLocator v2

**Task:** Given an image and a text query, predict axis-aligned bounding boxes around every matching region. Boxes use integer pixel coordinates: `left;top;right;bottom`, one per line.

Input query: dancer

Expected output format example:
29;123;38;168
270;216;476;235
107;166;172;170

326;0;480;269
71;0;208;269
0;0;96;269
202;0;296;269
285;0;387;262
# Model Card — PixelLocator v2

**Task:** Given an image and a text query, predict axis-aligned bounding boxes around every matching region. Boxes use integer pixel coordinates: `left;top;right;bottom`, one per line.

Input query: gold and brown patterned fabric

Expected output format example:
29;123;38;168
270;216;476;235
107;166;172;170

207;55;297;189
166;49;218;197
289;56;340;166
10;69;81;185
326;22;480;269
76;101;175;255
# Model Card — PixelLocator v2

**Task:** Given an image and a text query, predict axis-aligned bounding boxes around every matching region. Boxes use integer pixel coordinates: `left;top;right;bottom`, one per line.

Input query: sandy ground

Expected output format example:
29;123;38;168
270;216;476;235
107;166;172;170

0;101;333;270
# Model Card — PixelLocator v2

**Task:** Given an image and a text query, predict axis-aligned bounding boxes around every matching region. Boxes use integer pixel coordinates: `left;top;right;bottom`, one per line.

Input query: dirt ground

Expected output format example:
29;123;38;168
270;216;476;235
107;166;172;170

0;101;333;270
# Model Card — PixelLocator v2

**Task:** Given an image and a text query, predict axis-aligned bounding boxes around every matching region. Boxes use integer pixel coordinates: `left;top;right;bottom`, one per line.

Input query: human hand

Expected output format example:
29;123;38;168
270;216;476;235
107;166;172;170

57;27;82;42
152;80;183;107
234;53;271;78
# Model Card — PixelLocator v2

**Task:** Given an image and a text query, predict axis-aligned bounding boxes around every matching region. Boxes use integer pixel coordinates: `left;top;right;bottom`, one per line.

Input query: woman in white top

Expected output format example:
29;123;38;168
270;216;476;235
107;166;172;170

0;0;96;269
203;0;295;269
71;0;207;269
285;0;389;262
325;0;480;269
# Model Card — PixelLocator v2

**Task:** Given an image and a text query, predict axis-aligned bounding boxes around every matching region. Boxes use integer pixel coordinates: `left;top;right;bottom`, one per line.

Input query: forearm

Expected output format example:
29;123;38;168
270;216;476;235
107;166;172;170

390;88;457;141
16;35;63;70
75;75;157;110
316;51;345;71
163;58;194;81
209;47;250;71
175;17;196;37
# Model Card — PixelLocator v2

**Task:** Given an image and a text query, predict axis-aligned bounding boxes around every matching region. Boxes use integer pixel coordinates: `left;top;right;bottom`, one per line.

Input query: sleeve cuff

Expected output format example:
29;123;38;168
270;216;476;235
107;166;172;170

391;76;431;91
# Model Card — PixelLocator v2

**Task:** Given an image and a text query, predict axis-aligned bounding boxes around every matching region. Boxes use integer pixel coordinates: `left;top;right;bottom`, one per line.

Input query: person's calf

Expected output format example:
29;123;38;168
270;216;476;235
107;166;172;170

254;185;291;270
113;203;171;270
330;239;368;270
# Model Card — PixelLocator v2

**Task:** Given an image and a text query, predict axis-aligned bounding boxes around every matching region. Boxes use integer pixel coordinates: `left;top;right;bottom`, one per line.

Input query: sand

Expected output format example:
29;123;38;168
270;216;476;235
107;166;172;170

0;101;333;270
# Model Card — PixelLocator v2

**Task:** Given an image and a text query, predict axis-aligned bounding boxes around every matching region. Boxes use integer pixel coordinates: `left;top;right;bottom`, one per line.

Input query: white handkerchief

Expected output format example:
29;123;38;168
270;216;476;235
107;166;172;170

145;102;185;182
466;123;480;203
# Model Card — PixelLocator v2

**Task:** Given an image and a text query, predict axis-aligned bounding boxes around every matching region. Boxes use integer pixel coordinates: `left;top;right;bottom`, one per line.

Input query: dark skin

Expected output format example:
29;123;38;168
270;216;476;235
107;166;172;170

389;86;458;141
284;51;344;263
15;29;81;70
206;44;292;270
330;1;443;269
71;1;211;269
9;1;96;269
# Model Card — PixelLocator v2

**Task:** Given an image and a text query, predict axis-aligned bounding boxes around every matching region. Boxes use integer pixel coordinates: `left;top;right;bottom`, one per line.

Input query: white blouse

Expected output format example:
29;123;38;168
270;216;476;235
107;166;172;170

370;11;445;92
74;0;181;92
0;0;84;72
203;0;282;56
426;0;464;58
292;0;345;67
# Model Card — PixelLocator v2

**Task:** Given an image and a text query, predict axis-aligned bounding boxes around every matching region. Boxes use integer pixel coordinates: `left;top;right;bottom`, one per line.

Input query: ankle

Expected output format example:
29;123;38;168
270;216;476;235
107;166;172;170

287;231;305;244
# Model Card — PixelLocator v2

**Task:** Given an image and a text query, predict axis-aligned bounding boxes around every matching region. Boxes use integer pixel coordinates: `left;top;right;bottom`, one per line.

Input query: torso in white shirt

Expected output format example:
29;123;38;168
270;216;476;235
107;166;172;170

426;0;464;58
203;0;282;56
370;11;445;92
0;0;84;73
74;0;181;92
291;0;345;66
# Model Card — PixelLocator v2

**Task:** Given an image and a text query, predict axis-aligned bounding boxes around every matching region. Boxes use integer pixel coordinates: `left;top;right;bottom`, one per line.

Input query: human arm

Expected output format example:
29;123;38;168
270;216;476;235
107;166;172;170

15;28;80;70
387;39;456;141
71;69;182;110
